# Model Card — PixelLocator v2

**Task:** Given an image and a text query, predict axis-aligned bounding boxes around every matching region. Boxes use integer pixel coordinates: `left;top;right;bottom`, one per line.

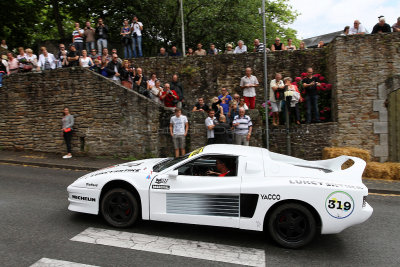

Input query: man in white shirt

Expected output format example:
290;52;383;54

205;110;217;144
131;16;144;58
349;20;367;35
240;67;259;109
72;22;84;55
232;108;252;146
170;108;189;158
234;40;247;54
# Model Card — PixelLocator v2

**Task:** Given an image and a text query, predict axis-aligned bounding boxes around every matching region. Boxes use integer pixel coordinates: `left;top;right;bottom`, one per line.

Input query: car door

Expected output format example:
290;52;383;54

149;155;242;228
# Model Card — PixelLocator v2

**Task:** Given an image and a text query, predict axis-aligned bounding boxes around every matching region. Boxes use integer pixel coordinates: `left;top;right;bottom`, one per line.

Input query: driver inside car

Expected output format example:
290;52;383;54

206;159;231;177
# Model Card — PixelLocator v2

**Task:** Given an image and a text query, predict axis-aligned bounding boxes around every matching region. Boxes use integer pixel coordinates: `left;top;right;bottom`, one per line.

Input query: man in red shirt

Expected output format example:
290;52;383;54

160;83;179;108
207;159;231;177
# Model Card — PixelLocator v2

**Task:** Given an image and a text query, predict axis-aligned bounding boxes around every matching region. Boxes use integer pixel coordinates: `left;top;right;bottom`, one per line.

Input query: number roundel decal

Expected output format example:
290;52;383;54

325;191;355;219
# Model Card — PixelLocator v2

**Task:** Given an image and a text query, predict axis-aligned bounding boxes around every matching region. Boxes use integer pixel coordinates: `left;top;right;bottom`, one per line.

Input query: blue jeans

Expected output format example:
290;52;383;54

97;39;107;55
124;44;132;59
305;95;320;123
131;36;143;57
0;73;3;87
86;41;95;52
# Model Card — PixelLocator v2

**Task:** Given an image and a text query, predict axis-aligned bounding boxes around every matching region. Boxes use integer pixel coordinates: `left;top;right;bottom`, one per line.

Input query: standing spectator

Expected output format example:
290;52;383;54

99;48;112;64
120;19;132;59
131;15;143;58
283;77;301;125
170;74;184;109
37;47;56;71
61;107;74;159
228;101;239;127
194;43;206;56
7;52;19;74
341;26;350;36
56;44;68;68
240;67;259;109
186;47;194;56
214;115;232;144
232;108;252;146
84;21;96;52
170;46;182;57
286;39;296;50
393;17;400;32
106;54;122;84
211;97;224;119
79;50;93;68
299;41;307;50
238;97;249;110
0;56;8;87
66;44;79;67
158;47;169;57
160;83;179;108
169;108;188;158
271;37;285;51
372;16;392;34
25;48;38;71
253;39;265;52
205;110;217;144
234;40;247;54
302;67;321;124
150;80;163;104
147;73;157;89
89;49;98;62
224;44;234;54
232;93;240;103
96;18;108;56
207;43;218;55
120;60;135;89
218;87;232;116
317;41;325;48
133;67;150;97
72;22;84;55
17;47;27;71
1;40;7;50
270;73;284;126
192;97;210;112
349;20;367;35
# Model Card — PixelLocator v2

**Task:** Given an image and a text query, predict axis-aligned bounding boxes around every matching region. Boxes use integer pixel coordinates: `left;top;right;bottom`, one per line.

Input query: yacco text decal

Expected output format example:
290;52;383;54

289;179;364;190
325;191;355;219
152;185;170;190
72;195;96;202
155;178;168;184
260;194;280;200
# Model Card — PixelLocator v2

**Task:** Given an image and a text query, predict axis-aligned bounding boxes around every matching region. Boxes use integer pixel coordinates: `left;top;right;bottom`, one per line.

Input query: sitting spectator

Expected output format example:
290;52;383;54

192;97;210;112
37;47;56;71
211;96;224;119
214;115;232;144
147;73;157;88
106;54;122;84
0;56;8;86
228;100;239;126
56;44;68;68
302;67;321;123
299;41;307;50
234;40;247;54
90;59;102;74
17;47;27;71
7;52;19;74
283;77;301;125
169;108;188;158
317;41;325;48
194;43;206;56
271;37;285;51
240;67;259;109
341;26;350;36
238;97;249;110
150;80;163;104
72;22;84;55
372;16;391;34
89;49;98;62
158;47;169;57
120;19;132;59
133;67;150;97
100;61;109;77
79;50;93;68
218;87;232;116
224;43;234;54
186;47;194;56
1;39;8;50
25;48;38;71
270;73;284;126
232;108;252;146
160;83;178;108
120;60;135;89
99;48;112;64
205;110;217;144
286;38;296;50
67;44;80;67
170;46;182;57
392;17;400;32
349;20;367;35
170;74;184;109
84;21;96;52
207;43;218;55
96;18;108;56
253;39;266;52
111;48;122;64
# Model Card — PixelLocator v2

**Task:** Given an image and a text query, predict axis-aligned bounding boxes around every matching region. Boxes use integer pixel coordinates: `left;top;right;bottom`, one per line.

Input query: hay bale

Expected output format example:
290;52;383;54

363;162;400;180
322;147;371;162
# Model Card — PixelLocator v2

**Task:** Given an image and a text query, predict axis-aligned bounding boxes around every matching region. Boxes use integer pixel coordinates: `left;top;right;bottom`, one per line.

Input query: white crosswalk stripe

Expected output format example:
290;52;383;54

71;227;266;266
30;258;99;267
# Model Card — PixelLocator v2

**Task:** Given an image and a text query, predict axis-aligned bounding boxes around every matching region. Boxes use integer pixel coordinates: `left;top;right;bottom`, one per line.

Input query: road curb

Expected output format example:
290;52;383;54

369;189;400;196
0;159;99;172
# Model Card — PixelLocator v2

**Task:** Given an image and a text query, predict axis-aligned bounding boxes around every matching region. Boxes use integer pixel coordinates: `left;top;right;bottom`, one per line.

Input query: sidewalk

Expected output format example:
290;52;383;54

0;150;399;195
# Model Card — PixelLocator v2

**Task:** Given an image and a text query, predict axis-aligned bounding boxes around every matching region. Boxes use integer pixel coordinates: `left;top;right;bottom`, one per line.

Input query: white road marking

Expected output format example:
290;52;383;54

30;258;99;267
71;227;266;266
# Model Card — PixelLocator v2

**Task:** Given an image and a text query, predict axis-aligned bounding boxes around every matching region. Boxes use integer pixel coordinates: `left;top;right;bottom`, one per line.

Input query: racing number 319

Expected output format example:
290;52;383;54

327;200;351;210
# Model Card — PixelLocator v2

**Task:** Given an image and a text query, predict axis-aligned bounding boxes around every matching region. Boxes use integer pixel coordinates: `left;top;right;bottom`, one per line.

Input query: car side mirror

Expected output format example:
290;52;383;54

168;169;178;179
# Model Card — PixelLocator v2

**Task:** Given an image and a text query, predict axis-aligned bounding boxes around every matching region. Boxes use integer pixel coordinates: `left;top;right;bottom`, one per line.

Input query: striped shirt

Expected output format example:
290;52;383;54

233;115;252;135
72;29;84;42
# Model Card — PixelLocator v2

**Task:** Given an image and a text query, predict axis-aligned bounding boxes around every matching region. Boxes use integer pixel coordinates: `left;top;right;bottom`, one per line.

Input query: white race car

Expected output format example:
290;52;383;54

67;144;373;248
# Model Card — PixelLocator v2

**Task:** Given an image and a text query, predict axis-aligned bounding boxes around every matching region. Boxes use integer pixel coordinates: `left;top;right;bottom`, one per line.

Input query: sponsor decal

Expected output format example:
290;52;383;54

325;191;354;219
90;169;141;177
155;178;168;184
260;194;280;200
188;147;204;158
146;171;153;179
86;183;98;188
152;185;170;190
71;195;96;202
289;179;364;190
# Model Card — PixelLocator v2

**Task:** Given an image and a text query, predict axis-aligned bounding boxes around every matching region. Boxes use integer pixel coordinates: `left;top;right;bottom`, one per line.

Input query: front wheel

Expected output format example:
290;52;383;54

267;203;317;248
101;188;139;228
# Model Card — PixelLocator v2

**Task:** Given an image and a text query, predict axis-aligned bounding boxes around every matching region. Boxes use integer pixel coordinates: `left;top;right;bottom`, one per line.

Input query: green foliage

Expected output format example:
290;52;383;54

0;0;299;55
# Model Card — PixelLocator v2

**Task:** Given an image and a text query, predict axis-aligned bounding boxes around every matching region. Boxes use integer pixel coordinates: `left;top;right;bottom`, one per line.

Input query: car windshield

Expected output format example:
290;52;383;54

153;154;190;172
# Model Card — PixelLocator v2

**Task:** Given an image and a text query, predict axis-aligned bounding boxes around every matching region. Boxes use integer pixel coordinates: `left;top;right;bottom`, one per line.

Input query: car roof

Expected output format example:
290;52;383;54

201;144;265;157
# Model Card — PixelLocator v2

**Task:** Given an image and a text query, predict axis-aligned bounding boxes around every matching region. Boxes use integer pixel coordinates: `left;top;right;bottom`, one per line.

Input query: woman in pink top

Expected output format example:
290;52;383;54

7;52;19;74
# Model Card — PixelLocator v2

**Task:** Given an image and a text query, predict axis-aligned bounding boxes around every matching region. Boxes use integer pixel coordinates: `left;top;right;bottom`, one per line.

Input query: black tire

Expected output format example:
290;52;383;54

101;188;139;228
267;203;316;249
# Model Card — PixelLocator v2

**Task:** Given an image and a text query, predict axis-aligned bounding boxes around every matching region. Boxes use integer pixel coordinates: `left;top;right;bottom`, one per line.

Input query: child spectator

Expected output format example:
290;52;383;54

283;77;301;125
61;107;74;159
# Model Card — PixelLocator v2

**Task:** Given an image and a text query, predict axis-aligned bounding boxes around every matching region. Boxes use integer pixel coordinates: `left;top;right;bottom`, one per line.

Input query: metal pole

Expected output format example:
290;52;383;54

262;0;269;149
180;0;186;56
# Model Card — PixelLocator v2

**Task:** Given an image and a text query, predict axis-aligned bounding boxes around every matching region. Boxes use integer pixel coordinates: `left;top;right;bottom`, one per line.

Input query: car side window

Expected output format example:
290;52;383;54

176;156;238;177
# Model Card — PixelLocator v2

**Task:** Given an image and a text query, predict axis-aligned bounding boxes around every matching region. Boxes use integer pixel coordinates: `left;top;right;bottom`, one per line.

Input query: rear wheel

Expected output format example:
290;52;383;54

267;203;316;248
101;188;139;228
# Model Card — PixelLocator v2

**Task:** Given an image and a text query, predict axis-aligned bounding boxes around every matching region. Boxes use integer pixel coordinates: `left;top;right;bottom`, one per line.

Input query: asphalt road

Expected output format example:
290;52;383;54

0;164;399;267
